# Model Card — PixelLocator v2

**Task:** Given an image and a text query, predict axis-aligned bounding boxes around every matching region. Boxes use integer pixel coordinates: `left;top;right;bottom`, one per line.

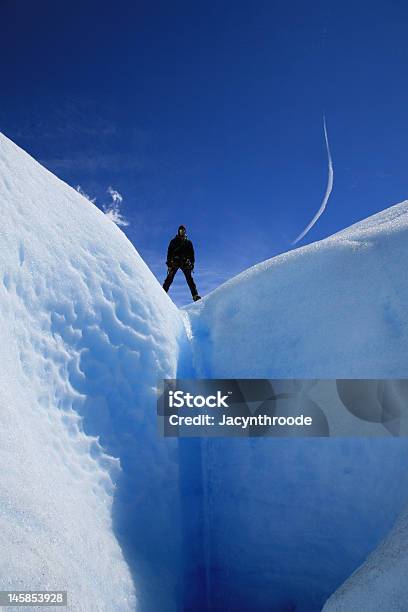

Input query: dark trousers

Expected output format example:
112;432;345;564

163;265;198;296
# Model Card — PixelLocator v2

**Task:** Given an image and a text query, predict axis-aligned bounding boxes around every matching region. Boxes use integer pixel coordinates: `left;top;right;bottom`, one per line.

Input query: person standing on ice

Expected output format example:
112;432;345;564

163;225;201;301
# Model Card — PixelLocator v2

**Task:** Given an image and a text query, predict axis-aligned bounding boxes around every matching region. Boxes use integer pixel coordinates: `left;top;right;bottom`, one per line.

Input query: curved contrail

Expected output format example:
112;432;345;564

292;116;334;245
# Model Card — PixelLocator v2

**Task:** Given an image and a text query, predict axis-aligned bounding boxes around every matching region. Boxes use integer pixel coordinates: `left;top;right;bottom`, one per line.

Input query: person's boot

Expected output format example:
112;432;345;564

193;294;201;302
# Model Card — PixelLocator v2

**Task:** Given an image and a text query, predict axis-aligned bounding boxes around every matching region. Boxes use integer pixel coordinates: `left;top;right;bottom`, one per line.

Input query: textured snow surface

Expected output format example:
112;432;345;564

182;191;408;610
0;133;187;611
323;506;408;611
185;199;408;378
2;131;408;612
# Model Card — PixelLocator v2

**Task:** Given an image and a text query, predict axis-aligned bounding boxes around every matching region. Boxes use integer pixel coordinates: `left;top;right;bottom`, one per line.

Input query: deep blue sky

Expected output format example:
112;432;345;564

1;0;408;304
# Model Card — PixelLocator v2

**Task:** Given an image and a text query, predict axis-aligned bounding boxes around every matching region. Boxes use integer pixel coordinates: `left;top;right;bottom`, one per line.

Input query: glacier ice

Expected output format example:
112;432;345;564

323;506;408;611
0;132;188;611
181;196;408;610
2;130;408;611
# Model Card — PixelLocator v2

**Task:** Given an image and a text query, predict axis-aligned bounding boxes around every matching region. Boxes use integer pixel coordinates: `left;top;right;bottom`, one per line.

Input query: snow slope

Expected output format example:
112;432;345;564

182;201;408;610
323;505;408;611
0;132;188;611
185;200;408;378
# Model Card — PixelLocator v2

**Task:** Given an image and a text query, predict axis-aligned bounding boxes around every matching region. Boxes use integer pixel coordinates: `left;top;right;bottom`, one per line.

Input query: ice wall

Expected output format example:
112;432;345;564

323;504;408;611
183;201;408;610
0;132;188;611
185;200;408;378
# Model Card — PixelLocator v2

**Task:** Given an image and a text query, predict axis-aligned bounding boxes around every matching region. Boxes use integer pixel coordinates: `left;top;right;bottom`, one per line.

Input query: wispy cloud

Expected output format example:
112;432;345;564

3;96;144;175
75;185;96;203
76;184;129;228
42;152;143;174
107;186;123;205
5;96;118;142
102;187;129;227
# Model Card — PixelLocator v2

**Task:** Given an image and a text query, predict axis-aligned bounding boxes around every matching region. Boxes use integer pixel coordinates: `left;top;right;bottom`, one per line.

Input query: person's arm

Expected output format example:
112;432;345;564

189;241;195;267
166;240;174;266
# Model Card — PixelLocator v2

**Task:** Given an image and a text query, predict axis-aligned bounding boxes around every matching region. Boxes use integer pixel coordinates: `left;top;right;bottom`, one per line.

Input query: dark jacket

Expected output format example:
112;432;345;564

166;235;195;267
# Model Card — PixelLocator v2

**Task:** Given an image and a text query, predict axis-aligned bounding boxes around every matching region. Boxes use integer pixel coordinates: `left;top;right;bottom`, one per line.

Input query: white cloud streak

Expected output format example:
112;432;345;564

292;116;334;245
102;187;129;227
107;186;123;205
76;185;96;203
76;184;129;227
